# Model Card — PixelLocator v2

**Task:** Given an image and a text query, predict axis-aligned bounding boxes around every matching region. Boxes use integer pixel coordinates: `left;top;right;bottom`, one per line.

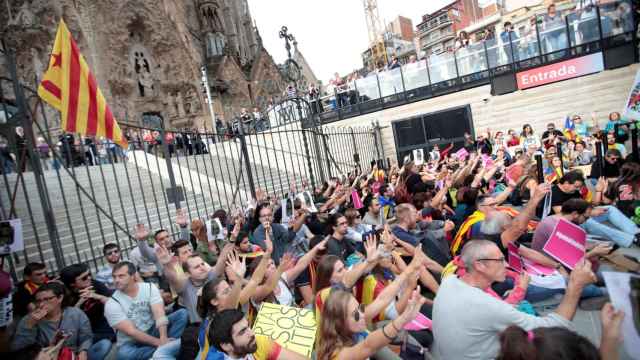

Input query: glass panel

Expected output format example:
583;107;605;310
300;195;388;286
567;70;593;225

568;4;600;47
517;18;542;61
355;74;381;102
402;60;430;90
539;9;569;55
378;67;403;97
600;1;634;38
455;42;488;76
427;51;456;83
484;38;501;68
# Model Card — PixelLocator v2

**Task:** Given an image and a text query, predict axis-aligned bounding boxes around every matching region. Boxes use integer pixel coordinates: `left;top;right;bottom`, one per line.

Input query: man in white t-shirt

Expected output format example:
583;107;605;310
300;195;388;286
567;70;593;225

433;239;597;359
105;262;188;360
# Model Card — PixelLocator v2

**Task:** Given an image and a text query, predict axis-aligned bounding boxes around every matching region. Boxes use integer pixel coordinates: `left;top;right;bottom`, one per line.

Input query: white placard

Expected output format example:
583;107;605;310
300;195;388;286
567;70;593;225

413;148;424;165
623;67;640;121
0;218;23;255
206;218;224;241
602;271;640;359
296;191;317;213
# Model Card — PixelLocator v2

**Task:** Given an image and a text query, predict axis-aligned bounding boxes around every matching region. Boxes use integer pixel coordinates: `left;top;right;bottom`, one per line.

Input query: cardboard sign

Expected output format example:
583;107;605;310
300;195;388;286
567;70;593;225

296;191;317;213
454;147;469;160
0;218;23;255
206;218;224;241
252;302;317;357
602;271;640;359
413;148;425;165
543;218;586;269
280;198;294;225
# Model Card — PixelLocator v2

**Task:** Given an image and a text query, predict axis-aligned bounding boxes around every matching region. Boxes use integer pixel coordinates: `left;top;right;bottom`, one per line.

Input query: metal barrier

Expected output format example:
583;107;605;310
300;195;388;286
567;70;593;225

0;44;384;280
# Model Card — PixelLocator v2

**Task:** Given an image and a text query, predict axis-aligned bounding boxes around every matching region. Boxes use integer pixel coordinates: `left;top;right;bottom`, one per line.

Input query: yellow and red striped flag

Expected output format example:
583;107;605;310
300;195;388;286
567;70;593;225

38;19;127;148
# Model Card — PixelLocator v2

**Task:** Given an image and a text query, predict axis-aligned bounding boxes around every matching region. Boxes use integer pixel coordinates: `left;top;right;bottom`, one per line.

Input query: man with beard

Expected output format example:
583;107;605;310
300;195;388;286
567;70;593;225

326;213;356;261
95;243;122;289
208;309;306;360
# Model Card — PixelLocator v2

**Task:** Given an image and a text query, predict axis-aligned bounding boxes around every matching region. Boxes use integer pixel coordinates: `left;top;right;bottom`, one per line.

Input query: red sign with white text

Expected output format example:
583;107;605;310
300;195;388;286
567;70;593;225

516;52;604;90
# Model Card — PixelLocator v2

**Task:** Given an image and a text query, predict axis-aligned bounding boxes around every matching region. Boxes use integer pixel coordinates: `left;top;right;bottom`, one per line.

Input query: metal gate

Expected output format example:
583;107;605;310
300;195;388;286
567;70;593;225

0;42;383;280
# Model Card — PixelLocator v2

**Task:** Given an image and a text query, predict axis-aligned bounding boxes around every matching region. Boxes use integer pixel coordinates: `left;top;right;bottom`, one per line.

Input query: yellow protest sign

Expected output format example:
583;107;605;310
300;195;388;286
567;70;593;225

252;302;317;357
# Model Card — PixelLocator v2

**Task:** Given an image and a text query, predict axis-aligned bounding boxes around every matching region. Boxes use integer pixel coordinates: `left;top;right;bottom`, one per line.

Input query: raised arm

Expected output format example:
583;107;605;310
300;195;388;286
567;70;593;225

156;246;187;293
342;236;380;289
284;240;327;285
238;237;274;305
337;289;426;360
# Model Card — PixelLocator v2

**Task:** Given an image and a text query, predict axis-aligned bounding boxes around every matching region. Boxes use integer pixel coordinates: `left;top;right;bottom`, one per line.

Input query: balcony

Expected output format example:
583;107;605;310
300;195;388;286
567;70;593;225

416;15;453;35
315;1;637;124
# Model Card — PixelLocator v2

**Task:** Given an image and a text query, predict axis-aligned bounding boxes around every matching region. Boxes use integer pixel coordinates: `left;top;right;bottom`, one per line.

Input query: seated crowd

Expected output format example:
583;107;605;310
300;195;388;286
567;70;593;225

6;112;637;360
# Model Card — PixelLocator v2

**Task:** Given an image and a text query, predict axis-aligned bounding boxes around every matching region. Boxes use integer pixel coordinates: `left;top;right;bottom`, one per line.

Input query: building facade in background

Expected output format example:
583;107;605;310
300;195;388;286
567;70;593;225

362;16;417;71
0;0;316;131
415;0;484;56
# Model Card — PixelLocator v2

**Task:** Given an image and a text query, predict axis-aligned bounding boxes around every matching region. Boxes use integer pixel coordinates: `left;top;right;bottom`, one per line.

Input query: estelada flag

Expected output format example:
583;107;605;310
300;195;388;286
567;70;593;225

38;19;127;148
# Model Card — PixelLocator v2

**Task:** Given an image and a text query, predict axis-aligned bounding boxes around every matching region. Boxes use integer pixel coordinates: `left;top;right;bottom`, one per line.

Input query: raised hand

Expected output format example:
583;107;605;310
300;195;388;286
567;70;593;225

364;234;380;264
398;286;426;324
226;251;246;280
600;303;624;343
408;244;426;270
532;182;552;202
517;272;530;289
27;305;48;327
279;252;296;272
568;259;597;289
134;223;149;241
155;245;173;266
312;239;328;253
595;176;608;193
175;208;188;228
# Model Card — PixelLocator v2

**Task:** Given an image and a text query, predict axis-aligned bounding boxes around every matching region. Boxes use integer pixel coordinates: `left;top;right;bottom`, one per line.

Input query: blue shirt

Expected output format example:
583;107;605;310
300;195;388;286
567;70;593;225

391;226;418;246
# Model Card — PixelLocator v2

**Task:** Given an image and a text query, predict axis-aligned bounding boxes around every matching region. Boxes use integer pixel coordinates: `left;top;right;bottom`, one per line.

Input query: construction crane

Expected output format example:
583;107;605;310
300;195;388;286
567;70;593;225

363;0;388;70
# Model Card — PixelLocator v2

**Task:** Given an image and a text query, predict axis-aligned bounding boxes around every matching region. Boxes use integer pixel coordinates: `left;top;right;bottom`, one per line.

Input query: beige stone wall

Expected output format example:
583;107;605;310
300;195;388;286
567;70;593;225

325;64;638;162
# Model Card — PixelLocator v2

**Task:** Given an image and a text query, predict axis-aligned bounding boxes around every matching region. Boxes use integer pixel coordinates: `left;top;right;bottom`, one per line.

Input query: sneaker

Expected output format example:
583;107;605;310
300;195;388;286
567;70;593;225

579;295;610;311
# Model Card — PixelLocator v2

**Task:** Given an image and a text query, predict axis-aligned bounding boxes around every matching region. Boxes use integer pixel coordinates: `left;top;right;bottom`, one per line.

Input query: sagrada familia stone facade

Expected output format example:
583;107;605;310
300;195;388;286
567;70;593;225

0;0;317;131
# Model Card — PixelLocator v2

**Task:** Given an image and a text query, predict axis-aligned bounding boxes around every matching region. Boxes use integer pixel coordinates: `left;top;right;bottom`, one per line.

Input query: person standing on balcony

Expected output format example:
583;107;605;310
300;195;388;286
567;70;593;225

542;4;568;57
499;22;519;64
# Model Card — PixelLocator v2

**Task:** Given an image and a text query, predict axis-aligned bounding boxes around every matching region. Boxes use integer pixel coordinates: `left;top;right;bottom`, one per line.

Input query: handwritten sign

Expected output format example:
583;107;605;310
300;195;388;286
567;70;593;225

252;302;317;357
543;218;586;269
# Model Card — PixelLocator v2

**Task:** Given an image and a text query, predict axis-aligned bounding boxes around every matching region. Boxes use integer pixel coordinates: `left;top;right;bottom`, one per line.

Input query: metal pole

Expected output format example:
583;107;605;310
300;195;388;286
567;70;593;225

4;40;65;269
201;66;217;141
237;120;256;199
160;117;181;209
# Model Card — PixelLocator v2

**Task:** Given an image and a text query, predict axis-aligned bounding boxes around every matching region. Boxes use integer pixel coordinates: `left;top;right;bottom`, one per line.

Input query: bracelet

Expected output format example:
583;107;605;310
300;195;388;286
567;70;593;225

390;320;400;332
381;325;395;340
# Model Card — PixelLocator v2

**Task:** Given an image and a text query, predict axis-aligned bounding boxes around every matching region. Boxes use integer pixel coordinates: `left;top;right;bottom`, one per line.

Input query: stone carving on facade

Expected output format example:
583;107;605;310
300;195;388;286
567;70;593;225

9;1;35;27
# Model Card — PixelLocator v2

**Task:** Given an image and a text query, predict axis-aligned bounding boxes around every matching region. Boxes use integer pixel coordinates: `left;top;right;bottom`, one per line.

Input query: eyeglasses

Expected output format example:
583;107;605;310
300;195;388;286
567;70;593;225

35;295;58;304
477;257;506;264
352;304;365;322
106;250;119;256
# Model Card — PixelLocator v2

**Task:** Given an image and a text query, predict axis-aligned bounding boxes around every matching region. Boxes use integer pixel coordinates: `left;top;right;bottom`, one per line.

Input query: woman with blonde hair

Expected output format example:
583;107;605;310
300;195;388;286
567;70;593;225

317;287;425;360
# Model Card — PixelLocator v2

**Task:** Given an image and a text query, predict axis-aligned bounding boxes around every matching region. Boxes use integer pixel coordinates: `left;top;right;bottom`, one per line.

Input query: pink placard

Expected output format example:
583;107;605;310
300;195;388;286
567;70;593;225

542;218;586;270
455;147;469;160
507;243;523;273
351;190;363;210
403;312;432;331
523;258;556;276
482;155;494;168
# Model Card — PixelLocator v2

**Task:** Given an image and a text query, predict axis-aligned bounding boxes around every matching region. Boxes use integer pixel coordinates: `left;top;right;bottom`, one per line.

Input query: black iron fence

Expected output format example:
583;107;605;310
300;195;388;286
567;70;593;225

0;46;383;280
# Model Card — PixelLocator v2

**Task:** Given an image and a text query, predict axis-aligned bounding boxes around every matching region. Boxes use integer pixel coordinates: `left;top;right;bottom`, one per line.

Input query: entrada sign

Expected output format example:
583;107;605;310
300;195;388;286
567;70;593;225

516;52;604;90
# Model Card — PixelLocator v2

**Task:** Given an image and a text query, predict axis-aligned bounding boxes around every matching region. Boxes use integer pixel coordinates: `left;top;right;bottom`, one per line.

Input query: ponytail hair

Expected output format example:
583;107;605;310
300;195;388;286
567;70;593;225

497;326;600;360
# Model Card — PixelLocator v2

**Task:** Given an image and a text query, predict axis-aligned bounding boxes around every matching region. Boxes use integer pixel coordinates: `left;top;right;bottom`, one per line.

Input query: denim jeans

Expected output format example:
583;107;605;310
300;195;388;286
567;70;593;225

88;338;113;360
525;284;605;303
116;308;188;360
581;205;638;247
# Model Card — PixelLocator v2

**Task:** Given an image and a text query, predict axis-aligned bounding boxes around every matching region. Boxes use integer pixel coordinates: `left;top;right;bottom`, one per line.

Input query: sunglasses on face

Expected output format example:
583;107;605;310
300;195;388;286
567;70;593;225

353;304;365;322
106;250;119;256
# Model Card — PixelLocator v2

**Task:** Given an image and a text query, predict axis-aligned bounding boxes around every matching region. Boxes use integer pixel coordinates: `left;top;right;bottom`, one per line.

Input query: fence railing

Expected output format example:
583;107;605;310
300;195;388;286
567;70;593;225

0;46;384;280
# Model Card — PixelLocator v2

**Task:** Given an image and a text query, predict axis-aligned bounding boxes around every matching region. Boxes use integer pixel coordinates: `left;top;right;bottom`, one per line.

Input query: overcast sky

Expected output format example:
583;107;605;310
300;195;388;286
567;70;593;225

247;0;454;83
